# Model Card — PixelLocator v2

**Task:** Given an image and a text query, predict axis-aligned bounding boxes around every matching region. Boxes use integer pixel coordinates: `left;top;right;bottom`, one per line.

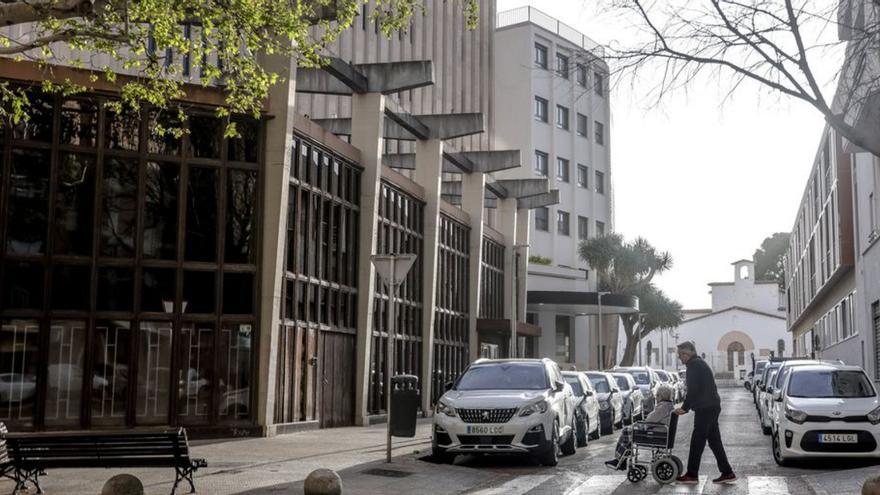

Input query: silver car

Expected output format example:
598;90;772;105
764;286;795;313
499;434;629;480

585;371;624;435
611;366;659;413
562;371;601;447
612;372;643;424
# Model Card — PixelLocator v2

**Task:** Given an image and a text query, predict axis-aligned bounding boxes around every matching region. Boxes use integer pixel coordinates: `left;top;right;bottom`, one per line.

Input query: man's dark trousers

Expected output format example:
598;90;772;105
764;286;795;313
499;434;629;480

687;406;732;476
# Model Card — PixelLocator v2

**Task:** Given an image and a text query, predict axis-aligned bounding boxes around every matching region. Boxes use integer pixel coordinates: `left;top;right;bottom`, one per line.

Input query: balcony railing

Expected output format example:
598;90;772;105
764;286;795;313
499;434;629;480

497;6;605;59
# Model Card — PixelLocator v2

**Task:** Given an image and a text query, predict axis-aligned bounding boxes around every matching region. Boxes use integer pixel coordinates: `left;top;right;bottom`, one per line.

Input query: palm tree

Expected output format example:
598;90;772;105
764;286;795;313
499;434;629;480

579;234;683;366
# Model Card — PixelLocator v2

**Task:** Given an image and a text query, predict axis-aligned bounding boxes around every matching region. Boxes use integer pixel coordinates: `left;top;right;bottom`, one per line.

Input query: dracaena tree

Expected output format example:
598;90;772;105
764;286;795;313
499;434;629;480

0;0;479;134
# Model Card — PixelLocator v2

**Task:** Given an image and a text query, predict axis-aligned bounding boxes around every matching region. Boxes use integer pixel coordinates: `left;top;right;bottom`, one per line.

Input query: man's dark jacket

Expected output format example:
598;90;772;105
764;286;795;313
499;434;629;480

682;355;720;412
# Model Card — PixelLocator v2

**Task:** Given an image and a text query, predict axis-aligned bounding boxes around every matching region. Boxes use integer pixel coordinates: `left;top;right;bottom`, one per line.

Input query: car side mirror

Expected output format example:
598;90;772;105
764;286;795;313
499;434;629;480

444;381;454;392
773;390;783;402
584;390;593;397
554;381;565;393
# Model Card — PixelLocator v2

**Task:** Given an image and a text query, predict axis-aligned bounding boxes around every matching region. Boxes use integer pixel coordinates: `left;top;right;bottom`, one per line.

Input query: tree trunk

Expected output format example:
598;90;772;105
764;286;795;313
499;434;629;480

617;319;639;366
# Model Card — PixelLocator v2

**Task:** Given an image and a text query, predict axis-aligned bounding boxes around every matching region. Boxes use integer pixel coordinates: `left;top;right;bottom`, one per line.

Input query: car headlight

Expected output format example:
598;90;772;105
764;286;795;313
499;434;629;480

784;405;807;424
867;406;880;425
436;400;456;417
519;400;549;417
599;400;610;411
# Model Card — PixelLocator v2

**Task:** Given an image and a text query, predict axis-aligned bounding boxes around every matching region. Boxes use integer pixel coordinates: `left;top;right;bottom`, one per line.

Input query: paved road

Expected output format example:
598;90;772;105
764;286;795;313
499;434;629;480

439;387;879;495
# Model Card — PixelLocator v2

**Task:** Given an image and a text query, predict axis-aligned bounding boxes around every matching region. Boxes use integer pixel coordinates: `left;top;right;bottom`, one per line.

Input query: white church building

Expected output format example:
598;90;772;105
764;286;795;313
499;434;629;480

627;260;791;378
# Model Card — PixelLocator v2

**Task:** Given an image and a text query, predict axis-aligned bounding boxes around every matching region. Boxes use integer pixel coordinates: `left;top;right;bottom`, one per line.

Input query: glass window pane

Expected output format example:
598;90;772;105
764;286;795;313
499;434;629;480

143;161;180;260
100;157;138;257
225;170;257;264
13;93;53;142
178;322;214;424
97;267;134;312
227;118;259;162
136;321;172;425
105;106;140;151
91;320;131;427
51;265;91;311
188;115;221;159
141;267;176;313
61;99;98;147
185;167;218;262
45;320;86;427
183;271;216;314
223;272;254;315
6;148;50;254
54;153;96;255
147;110;182;156
2;261;44;310
218;323;252;420
0;319;40;427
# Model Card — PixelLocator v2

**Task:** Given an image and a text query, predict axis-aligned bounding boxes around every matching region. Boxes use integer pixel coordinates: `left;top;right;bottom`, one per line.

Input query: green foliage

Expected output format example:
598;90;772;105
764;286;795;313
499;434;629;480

0;0;479;133
528;254;552;266
753;232;791;287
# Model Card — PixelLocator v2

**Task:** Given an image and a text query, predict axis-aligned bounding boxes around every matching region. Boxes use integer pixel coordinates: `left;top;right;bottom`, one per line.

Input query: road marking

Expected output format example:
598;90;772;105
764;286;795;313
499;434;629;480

470;474;553;495
565;475;627;494
748;476;789;494
657;476;708;494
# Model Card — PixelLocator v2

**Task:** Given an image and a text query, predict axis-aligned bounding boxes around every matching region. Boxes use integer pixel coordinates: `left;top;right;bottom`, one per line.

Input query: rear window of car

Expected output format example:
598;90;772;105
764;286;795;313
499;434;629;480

564;376;584;396
628;371;650;385
614;376;630;390
586;374;610;393
788;370;876;398
656;371;670;382
457;363;548;391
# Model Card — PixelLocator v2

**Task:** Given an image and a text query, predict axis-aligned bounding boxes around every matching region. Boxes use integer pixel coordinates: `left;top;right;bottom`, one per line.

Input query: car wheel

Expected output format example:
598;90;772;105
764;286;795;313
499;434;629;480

432;447;456;464
772;431;791;467
560;416;577;456
540;421;560;466
576;416;588;448
589;420;601;440
761;422;771;436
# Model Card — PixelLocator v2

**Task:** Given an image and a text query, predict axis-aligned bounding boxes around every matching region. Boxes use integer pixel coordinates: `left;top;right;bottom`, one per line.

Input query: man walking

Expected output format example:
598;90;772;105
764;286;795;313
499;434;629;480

673;341;736;484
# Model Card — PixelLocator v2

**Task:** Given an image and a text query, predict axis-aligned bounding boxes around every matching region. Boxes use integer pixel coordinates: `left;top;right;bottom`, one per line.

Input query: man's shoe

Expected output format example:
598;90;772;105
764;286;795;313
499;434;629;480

713;473;737;484
676;475;699;484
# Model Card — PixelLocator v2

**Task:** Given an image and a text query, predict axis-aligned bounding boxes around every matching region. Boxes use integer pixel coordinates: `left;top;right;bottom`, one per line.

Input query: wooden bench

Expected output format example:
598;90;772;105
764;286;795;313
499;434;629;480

4;428;207;494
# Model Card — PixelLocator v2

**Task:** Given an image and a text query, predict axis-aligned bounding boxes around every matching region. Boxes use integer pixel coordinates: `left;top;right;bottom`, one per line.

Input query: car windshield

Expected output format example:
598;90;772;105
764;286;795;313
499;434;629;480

564;376;584;396
788;370;876;398
456;363;548;391
587;374;610;393
614;376;630;390
765;369;778;388
756;362;767;374
629;371;650;385
657;372;670;382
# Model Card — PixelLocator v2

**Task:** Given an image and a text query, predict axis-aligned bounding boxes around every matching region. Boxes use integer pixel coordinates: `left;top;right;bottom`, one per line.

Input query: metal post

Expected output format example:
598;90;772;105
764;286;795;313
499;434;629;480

637;314;644;366
510;246;517;358
386;256;396;463
597;294;603;369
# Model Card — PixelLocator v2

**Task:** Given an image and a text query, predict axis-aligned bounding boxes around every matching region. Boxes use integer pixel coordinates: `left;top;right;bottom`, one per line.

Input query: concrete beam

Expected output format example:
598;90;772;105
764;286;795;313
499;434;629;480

493;178;549;199
517;189;560;209
314;111;484;142
416;113;485;140
486;181;509;199
448;150;522;173
383;153;471;174
311;117;419;140
384;106;431;140
297;58;434;95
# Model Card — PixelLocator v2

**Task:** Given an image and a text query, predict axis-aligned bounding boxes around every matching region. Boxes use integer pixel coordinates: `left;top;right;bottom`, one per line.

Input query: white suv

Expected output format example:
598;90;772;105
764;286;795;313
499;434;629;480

771;363;880;466
432;358;577;466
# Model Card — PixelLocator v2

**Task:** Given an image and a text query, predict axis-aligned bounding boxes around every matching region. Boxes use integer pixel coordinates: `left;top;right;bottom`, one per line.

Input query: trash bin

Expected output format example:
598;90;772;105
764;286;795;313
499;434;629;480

390;374;419;438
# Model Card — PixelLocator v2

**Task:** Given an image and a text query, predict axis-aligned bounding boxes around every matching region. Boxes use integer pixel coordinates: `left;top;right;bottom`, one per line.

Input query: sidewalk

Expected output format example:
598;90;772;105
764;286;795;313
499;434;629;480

0;422;501;495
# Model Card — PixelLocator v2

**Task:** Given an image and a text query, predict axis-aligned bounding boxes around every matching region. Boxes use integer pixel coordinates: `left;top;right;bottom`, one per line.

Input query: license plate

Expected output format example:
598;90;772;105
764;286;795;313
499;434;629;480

819;433;858;444
466;425;504;435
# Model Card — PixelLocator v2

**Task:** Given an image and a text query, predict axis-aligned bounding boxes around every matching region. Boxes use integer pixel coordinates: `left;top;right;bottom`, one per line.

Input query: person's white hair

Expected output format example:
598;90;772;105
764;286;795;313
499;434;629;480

654;383;674;402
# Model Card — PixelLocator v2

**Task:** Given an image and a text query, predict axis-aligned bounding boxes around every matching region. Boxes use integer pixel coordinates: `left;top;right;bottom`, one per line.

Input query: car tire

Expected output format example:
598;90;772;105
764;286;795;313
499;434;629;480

761;423;771;436
561;417;577;456
432;447;456;464
589;421;601;440
540;421;560;466
576;416;588;448
772;431;792;467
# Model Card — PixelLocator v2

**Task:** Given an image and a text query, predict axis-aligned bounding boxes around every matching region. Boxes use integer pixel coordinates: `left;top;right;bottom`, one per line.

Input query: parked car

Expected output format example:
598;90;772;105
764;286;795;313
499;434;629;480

758;365;782;434
585;371;623;435
770;363;880;466
667;371;685;402
756;361;781;417
611;372;643;424
610;366;659;413
766;359;846;437
562;371;601;446
432;358;578;466
752;360;769;404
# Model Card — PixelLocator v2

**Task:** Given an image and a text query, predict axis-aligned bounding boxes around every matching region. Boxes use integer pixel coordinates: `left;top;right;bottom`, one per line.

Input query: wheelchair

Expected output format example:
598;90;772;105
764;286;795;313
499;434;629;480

620;413;683;484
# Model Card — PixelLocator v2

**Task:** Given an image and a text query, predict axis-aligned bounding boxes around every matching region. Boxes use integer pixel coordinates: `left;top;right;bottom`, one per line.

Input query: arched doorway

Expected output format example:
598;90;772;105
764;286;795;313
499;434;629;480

727;341;745;371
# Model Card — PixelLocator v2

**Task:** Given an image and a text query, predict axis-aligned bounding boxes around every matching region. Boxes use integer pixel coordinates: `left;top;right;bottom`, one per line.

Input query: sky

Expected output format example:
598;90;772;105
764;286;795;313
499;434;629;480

497;0;840;309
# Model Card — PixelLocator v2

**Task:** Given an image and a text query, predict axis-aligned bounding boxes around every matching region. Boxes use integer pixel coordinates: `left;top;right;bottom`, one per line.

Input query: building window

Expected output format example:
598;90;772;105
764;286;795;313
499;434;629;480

535;43;548;69
595;121;605;145
534;96;548;122
594;71;605;96
578;216;589;240
577;113;588;137
557;210;570;236
556;105;569;130
556;53;569;79
556;158;570;183
577;64;588;87
535;207;549;231
595;170;605;194
556;315;572;363
534;150;549;177
577;164;589;188
595;220;606;237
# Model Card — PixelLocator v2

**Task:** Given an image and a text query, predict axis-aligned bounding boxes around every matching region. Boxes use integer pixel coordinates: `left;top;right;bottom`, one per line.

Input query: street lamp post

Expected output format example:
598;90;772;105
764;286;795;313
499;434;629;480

510;244;529;358
637;313;645;366
597;291;610;369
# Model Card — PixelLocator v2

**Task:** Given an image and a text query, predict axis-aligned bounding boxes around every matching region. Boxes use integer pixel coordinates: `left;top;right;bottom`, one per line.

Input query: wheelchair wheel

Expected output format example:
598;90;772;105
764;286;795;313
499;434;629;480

651;457;679;485
627;465;646;483
670;455;683;477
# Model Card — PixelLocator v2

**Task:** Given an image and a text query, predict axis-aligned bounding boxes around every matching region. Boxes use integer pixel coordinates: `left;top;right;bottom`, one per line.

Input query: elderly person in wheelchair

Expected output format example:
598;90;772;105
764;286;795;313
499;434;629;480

604;383;682;484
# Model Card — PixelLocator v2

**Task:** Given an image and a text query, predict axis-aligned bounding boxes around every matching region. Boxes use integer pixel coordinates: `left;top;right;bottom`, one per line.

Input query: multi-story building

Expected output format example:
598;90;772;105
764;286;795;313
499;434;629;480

492;7;625;370
783;127;859;363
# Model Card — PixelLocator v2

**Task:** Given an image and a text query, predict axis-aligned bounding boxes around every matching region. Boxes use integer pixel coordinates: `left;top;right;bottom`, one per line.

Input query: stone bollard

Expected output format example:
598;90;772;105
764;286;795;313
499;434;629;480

101;474;144;495
304;468;343;495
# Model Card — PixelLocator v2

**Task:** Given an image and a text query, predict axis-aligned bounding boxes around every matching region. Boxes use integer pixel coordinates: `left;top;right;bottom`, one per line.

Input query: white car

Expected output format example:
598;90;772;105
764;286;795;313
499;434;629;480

585;371;623;435
562;371;601;447
669;372;686;403
759;365;782;434
432;358;578;466
611;372;643;424
771;363;880;466
611;366;659;413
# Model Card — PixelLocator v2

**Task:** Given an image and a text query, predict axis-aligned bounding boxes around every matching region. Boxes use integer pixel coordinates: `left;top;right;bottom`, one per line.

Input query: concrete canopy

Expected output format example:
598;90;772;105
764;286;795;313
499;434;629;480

527;291;640;316
517;190;560;209
383;150;521;174
297;58;434;95
312;111;484;142
491;178;549;199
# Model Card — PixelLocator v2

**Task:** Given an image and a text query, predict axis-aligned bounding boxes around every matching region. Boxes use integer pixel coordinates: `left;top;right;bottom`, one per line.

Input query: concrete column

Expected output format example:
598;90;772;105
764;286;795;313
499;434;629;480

256;50;297;435
497;198;518;356
461;173;486;361
351;92;386;426
413;138;444;413
515;208;530;324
